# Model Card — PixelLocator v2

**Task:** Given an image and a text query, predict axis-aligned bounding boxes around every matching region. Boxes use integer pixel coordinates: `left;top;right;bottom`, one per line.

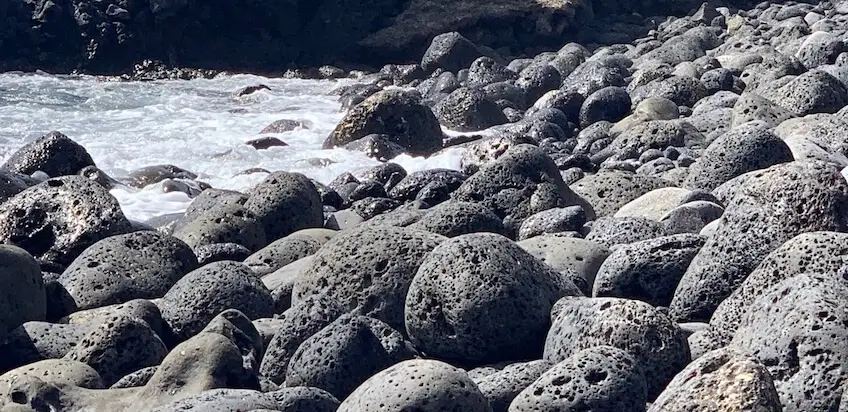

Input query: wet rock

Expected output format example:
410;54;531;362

259;295;346;384
579;86;631;128
421;32;483;73
453;145;594;236
359;163;407;192
78;166;122;190
65;314;168;386
544;296;690;399
285;314;416;399
344;134;405;161
474;360;552;412
244;228;335;276
711;231;848;342
683;123;793;191
410;201;508;237
0;246;46;338
0;176;132;267
670;161;848;322
159;261;274;341
2;131;95;178
517;206;586;240
324;89;444;156
585;216;668;249
246;137;288;150
292;225;443;331
244;171;324;242
729;274;848;412
570;170;672;218
593;234;705;307
434;87;509;132
233;84;271;98
338;359;491;411
58;231;197;310
125;165;197;188
259;119;310;134
511;346;647;412
648;348;782;412
406;233;582;365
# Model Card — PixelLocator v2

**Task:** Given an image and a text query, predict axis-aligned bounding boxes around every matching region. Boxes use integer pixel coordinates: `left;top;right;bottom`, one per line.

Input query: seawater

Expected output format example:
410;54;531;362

0;72;466;222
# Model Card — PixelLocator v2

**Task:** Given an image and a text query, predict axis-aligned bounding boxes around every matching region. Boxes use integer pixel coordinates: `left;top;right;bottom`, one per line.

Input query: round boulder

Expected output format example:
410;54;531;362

2;131;95;178
434;87;509;132
243;172;324;243
0;246;46;337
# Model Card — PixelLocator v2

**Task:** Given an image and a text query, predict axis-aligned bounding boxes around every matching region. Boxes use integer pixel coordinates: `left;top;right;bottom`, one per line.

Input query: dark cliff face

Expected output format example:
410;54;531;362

0;0;709;74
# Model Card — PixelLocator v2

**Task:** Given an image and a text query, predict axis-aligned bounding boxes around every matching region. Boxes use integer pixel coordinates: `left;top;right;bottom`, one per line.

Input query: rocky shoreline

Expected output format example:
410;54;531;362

3;0;848;411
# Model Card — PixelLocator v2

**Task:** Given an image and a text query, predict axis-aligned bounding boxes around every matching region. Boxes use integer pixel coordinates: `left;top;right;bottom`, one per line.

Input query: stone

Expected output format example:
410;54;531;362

669;161;848;322
517;236;610;293
259;295;346;384
406;233;582;365
648;348;782;412
146;389;277;412
359;163;407;192
0;176;132;268
460;134;536;175
173;202;267;252
593;234;705;307
388;169;467;201
517;206;586;240
343;134;406;162
246;137;288;150
63;299;165;338
409;201;508;237
602;120;705;162
194;243;251;266
58;232;197;311
266;387;340;412
2;131;95;178
730;274;848;412
661;201;725;235
244;228;336;276
511;346;647;412
434;87;509;132
243;172;324;243
0;321;86;371
579;86;631;128
585;216;668;248
285;314;416;399
111;366;157;388
453;145;595;236
420;32;483;73
292;225;443;331
770;69;848;115
731;92;796;128
324;89;444;156
684;123;794;191
124;165;198;189
0;245;46;338
64;314;168;386
0;170;35;204
467;56;516;87
474;360;552;412
516;64;563;105
338;359;491;412
0;359;104;389
630;75;708;108
528;89;584;123
159;261;275;341
614;187;693;221
259;119;309;134
561;59;629;99
544;296;690;399
570;171;672;218
774;114;848;167
711;231;848;342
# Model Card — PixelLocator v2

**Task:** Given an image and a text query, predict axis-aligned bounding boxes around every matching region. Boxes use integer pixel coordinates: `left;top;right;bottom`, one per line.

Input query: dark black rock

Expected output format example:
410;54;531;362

244;171;324;243
421;32;483;73
173;201;267;252
259;119;310;134
2;131;95;178
467;56;516;87
409;201;508;238
388;169;467;201
516;64;562;105
579;86;632;128
434;87;509;132
343;134;406;161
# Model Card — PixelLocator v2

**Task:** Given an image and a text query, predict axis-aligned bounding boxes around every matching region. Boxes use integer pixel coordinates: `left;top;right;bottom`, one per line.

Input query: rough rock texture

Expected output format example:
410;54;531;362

0;246;46;338
159;261;275;341
244;229;336;276
570;171;672;218
338;359;492;412
670;161;848;323
406;233;582;366
474;360;552;411
292;225;444;331
409;201;508;237
585;216;668;248
544;296;690;399
452;144;594;236
648;348;782;412
324;89;443;156
517;236;610;293
58;232;198;310
511;346;647;412
0;176;132;268
2;131;95;178
593;234;705;307
0;359;104;390
243;172;324;243
711;231;848;342
434;87;509;132
730;274;848;412
285;314;416;400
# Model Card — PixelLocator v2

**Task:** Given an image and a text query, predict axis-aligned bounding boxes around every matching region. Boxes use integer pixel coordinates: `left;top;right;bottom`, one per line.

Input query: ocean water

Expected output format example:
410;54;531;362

0;72;466;222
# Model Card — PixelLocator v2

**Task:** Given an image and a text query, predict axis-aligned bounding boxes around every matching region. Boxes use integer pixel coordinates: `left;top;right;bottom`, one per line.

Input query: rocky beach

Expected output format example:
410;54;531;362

3;0;848;411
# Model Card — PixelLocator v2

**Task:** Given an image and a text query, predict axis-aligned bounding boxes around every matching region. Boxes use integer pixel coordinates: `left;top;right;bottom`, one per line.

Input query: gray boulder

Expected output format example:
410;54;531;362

473;360;552;412
243;172;324;242
434;87;509;132
570;170;672;217
585;216;668;248
243;229;336;276
2;131;95;178
421;32;483;73
517;206;586;240
0;246;46;338
409;201;508;237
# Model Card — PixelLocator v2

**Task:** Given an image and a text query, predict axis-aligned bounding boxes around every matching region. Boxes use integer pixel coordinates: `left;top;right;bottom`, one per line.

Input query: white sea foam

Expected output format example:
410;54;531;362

0;72;467;221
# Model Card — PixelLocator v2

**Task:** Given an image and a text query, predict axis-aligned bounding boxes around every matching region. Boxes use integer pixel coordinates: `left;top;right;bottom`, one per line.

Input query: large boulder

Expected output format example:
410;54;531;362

669;161;848;322
243;172;324;243
2;131;95;178
0;246;46;337
405;233;582;366
0;176;132;268
324;89;443;156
